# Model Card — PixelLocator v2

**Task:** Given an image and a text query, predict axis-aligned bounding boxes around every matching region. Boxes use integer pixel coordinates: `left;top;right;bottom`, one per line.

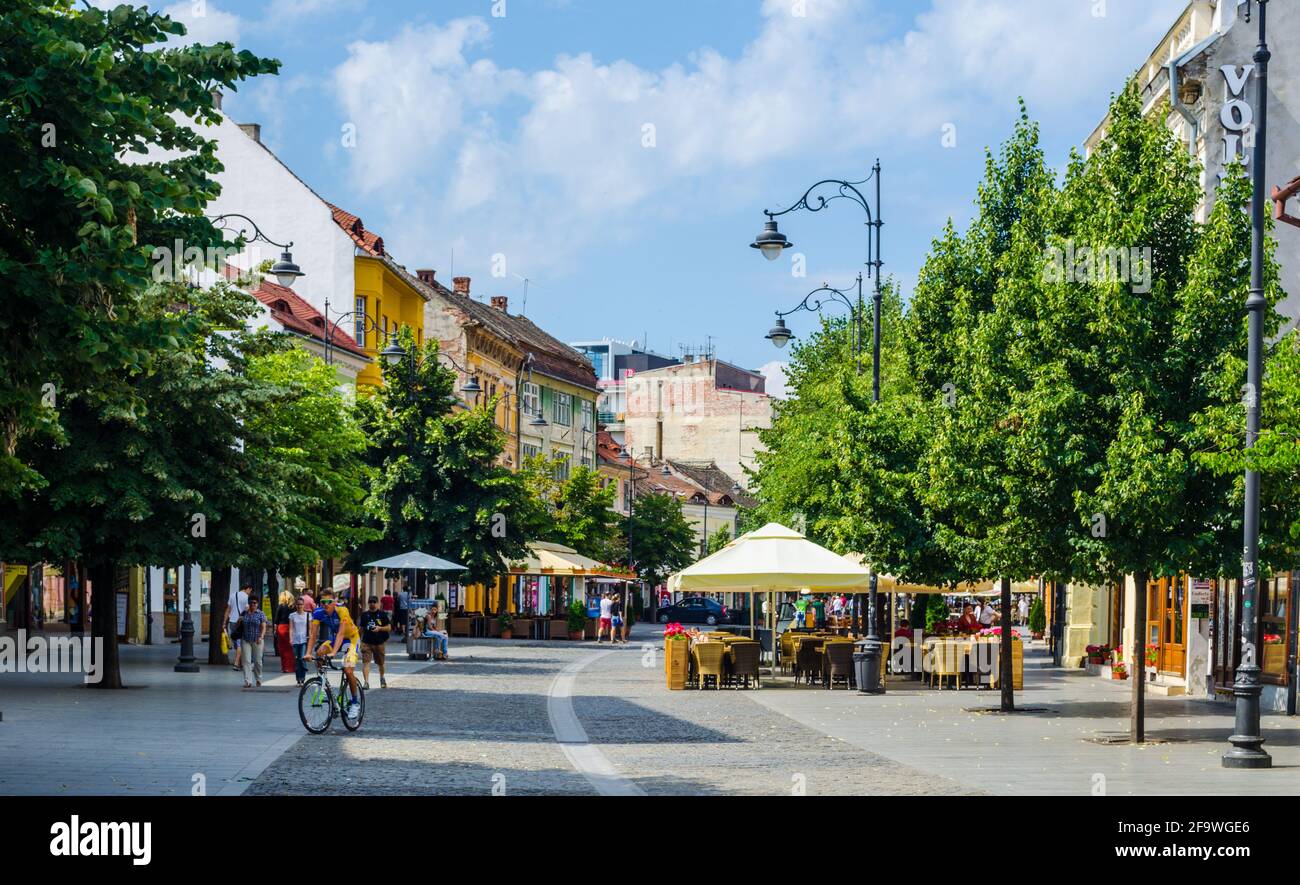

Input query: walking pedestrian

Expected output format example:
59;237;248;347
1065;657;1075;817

396;584;412;639
359;596;391;690
240;594;268;689
289;596;310;685
274;590;295;673
227;582;250;670
1017;595;1029;626
610;593;624;644
596;592;614;643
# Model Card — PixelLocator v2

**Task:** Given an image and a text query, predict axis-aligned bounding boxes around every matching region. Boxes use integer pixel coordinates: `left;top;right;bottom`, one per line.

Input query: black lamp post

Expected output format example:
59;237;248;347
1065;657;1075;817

321;298;407;369
173;562;199;673
620;445;638;577
766;274;866;375
1225;0;1272;770
208;214;305;288
752;163;885;694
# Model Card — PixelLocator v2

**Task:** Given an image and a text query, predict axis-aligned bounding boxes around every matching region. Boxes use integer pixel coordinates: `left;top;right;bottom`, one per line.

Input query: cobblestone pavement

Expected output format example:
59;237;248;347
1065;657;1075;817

246;640;593;796
247;625;971;797
570;639;980;796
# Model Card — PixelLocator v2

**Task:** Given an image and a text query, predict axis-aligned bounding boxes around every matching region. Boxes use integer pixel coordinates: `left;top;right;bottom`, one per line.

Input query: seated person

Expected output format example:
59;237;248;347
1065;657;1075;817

422;605;450;660
956;603;980;634
893;618;914;640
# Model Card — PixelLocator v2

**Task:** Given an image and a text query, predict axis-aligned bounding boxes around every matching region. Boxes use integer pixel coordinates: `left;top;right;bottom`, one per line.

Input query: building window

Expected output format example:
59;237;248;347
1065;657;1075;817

553;453;571;481
522;382;541;419
554;392;573;427
582;400;594;432
623;481;632;513
354;296;367;347
522;443;542;462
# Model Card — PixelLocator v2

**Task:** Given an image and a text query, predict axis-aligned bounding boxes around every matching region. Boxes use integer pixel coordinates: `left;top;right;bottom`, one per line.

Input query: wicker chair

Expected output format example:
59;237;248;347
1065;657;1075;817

728;641;762;689
780;633;800;675
796;638;824;686
930;640;962;690
823;641;855;690
693;642;727;690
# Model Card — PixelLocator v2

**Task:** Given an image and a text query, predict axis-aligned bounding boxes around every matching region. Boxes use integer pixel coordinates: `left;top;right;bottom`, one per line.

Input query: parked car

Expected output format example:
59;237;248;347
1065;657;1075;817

656;596;730;626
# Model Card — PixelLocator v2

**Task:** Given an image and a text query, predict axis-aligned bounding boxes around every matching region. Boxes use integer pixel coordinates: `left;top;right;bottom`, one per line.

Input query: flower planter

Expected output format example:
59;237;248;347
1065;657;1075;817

665;639;689;690
500;628;513;640
568;630;584;641
1263;644;1285;675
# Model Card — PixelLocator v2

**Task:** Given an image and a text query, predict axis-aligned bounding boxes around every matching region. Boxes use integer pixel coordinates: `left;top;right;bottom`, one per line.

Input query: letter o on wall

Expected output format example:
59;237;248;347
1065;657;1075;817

1221;99;1253;131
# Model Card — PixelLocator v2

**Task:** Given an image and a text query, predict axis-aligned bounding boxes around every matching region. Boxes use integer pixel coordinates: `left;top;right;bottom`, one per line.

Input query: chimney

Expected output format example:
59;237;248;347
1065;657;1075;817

239;123;262;143
453;276;471;296
490;296;508;312
211;89;224;110
416;269;437;286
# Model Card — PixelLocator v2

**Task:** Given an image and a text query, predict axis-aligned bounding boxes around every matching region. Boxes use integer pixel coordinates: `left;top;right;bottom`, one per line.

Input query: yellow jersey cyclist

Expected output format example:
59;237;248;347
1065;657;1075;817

305;592;363;720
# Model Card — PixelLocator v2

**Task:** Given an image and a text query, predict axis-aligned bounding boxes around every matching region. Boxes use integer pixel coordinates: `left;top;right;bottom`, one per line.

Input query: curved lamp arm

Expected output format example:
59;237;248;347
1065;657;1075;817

774;277;860;321
208;213;293;249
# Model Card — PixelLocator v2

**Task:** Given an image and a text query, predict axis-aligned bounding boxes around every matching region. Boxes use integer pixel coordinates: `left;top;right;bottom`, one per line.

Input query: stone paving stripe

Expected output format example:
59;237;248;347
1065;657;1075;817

218;730;305;796
548;649;645;796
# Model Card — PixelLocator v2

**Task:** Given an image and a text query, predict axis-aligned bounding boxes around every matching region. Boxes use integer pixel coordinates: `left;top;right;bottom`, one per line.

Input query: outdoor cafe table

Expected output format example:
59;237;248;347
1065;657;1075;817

919;636;1016;688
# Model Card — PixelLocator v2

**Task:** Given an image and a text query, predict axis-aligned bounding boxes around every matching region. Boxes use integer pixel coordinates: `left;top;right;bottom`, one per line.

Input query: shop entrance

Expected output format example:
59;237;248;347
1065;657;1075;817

1146;577;1187;677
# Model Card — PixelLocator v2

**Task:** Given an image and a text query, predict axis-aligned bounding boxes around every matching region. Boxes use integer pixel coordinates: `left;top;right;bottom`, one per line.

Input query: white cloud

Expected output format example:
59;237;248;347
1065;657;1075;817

759;361;790;399
328;0;1187;280
161;1;242;46
86;0;242;45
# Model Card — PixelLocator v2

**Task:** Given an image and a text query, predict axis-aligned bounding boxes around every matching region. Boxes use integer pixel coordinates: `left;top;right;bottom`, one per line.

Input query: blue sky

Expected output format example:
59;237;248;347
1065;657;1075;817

127;0;1192;386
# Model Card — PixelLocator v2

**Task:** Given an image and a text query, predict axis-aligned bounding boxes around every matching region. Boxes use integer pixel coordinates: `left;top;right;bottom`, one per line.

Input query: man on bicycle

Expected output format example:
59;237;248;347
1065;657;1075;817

305;591;362;720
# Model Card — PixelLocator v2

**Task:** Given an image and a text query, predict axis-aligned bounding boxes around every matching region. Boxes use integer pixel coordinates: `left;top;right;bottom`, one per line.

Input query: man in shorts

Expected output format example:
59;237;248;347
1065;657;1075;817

596;592;614;643
359;595;391;690
305;591;362;719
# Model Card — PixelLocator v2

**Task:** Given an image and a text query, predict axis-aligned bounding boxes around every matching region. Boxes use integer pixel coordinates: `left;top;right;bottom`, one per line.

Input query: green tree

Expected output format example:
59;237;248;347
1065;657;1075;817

706;524;733;556
625;492;696;590
358;332;540;590
521;454;620;561
244;348;375;573
0;0;278;495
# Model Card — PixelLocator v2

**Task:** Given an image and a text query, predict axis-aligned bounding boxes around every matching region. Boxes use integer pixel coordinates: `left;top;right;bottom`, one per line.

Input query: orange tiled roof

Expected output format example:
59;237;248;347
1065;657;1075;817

251;280;368;358
326;202;385;257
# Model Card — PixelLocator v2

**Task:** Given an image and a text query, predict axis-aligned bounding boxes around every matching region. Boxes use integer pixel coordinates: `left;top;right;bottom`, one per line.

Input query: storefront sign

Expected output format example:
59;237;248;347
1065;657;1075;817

1219;64;1255;181
1190;578;1212;619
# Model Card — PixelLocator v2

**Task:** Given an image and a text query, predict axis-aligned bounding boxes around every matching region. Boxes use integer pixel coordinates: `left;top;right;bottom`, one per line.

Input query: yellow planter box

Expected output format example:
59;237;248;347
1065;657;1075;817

1263;644;1286;677
665;639;689;690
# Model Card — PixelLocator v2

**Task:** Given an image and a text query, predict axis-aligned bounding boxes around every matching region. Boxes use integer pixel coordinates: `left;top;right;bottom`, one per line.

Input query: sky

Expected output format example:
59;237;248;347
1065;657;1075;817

102;0;1193;393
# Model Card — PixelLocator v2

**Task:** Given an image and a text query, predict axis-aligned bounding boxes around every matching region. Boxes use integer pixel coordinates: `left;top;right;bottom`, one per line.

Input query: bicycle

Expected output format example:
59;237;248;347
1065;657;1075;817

298;654;365;734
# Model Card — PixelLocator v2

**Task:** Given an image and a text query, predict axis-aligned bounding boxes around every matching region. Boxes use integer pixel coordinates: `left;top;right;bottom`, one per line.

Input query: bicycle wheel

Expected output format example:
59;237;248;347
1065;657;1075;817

299;677;334;734
340;682;365;731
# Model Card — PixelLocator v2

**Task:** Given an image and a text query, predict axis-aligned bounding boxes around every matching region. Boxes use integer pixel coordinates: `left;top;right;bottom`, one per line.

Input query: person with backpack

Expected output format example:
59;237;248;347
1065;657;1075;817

227;581;250;670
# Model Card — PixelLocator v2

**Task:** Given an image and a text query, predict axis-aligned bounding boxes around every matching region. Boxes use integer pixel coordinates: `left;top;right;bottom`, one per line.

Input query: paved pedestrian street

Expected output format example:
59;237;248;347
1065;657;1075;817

1;626;1296;796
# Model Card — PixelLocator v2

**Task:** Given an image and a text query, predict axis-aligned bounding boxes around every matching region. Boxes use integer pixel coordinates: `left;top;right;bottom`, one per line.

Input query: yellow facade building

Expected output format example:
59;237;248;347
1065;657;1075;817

328;204;429;388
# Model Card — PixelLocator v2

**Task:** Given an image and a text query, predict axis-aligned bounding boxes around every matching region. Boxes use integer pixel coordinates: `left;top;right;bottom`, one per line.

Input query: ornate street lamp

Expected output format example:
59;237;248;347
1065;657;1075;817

1225;0;1272;769
208;213;305;287
765;275;866;373
752;162;885;695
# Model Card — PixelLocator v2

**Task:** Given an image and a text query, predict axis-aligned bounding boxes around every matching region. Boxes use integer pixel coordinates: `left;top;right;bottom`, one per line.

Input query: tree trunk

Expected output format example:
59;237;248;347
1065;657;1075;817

87;560;123;689
267;568;279;608
999;577;1014;712
1131;571;1147;743
207;565;232;665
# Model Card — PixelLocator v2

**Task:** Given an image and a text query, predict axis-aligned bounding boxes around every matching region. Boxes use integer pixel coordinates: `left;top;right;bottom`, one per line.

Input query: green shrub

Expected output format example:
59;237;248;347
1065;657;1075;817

1028;597;1046;634
567;600;588;633
924;595;950;632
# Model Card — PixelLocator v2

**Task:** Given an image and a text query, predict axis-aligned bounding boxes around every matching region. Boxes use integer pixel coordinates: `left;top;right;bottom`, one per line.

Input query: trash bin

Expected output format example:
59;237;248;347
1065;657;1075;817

407;630;431;661
853;650;870;692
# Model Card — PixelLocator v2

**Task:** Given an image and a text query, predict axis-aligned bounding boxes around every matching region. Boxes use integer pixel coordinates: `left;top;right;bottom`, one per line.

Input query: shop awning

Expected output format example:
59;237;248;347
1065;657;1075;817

363;551;468;572
669;523;872;594
508;541;635;580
